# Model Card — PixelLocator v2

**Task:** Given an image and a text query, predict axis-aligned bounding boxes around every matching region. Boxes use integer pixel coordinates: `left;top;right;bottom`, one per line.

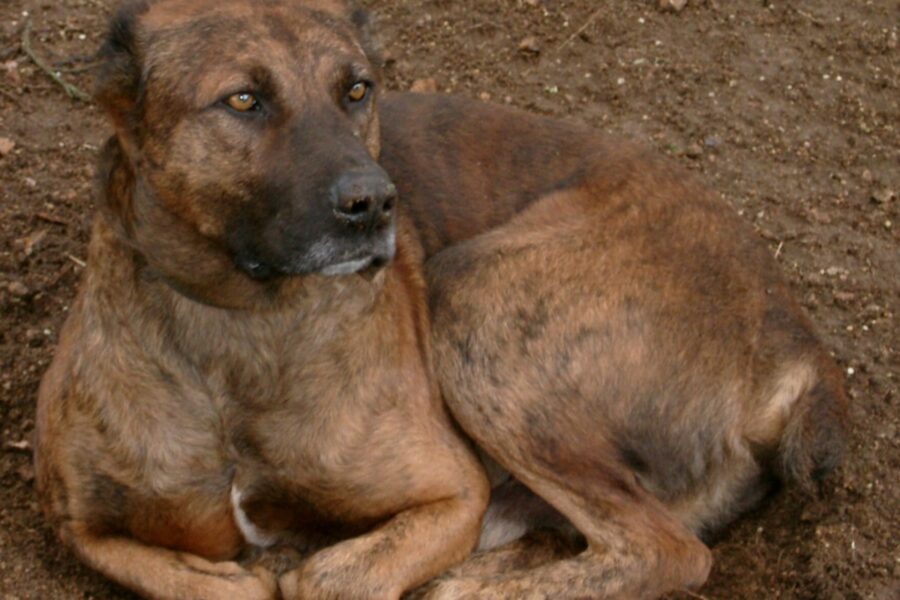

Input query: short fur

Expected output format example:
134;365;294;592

35;1;848;599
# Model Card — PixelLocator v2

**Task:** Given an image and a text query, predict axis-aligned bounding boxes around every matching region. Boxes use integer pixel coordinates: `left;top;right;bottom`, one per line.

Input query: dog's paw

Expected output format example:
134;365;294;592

421;579;483;600
279;564;398;600
177;557;278;600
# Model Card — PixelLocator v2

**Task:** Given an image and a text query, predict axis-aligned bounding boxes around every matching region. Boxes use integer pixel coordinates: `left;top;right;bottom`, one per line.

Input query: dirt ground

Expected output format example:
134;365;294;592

0;0;897;598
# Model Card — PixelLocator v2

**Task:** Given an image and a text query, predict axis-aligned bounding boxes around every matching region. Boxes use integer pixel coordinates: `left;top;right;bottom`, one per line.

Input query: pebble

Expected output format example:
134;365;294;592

25;328;44;347
659;0;688;12
832;291;856;306
0;137;14;157
3;60;20;85
808;208;832;225
518;36;540;55
871;189;894;204
410;78;437;93
685;143;703;158
7;281;28;297
16;464;34;484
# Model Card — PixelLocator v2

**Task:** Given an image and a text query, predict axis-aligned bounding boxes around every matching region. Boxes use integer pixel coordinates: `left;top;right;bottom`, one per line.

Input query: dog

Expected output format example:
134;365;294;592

35;1;848;599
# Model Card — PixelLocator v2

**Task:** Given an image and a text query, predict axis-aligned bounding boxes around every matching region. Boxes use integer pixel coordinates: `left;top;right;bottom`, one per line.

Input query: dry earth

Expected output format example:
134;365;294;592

0;0;897;598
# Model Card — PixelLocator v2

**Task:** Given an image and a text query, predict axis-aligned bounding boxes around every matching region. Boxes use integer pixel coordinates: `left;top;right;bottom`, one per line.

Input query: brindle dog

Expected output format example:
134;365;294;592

35;1;847;599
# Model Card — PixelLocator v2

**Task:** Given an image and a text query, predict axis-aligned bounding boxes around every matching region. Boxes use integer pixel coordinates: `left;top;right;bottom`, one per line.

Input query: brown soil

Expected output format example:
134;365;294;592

1;1;897;598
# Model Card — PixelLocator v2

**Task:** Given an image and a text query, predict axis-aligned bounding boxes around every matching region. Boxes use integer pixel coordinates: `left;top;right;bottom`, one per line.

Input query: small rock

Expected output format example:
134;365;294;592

2;60;20;85
0;137;14;157
478;91;491;102
825;266;848;278
659;0;688;12
410;78;437;93
518;36;540;55
862;303;882;317
685;143;703;159
871;188;894;204
17;464;35;483
25;328;44;347
861;169;873;183
805;272;825;287
808;208;832;225
703;136;721;148
24;177;37;188
832;291;856;306
7;281;28;297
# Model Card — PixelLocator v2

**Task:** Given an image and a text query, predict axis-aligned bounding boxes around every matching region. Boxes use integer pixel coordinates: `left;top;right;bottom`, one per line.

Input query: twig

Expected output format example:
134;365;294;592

557;7;604;52
57;61;101;74
36;212;69;226
66;253;87;268
21;18;91;103
774;240;784;259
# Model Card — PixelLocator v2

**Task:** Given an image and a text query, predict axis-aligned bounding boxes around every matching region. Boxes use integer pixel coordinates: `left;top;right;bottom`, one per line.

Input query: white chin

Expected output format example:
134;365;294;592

320;256;374;277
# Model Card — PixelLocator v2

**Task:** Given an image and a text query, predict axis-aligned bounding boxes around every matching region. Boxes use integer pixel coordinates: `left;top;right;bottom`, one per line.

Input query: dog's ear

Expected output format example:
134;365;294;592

302;0;353;19
348;7;384;73
305;1;383;70
94;0;151;152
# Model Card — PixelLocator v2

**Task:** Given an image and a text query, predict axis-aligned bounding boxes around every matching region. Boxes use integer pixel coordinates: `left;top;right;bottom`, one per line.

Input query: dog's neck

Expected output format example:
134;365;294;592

77;212;397;394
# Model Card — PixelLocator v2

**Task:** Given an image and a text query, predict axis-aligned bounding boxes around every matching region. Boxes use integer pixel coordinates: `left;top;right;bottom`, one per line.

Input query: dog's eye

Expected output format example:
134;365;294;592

225;93;260;113
346;82;369;103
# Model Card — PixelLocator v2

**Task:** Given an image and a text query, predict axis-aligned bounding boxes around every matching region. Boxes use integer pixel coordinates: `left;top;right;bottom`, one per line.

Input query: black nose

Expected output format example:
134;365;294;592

332;169;396;229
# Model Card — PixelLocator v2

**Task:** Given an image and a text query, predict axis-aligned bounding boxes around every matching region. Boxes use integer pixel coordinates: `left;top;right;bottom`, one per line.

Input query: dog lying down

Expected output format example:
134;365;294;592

34;1;847;598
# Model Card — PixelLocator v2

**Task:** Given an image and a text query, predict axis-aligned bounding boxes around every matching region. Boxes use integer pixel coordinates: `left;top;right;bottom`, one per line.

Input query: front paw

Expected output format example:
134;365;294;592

279;563;397;600
179;560;278;600
422;579;482;600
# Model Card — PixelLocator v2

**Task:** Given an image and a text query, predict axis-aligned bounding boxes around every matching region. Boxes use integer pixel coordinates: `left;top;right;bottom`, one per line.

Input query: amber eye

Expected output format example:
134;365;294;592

347;82;369;103
225;92;259;112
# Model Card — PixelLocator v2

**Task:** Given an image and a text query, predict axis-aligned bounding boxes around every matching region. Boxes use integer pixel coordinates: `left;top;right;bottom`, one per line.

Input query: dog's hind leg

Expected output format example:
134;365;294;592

61;522;277;600
423;443;711;599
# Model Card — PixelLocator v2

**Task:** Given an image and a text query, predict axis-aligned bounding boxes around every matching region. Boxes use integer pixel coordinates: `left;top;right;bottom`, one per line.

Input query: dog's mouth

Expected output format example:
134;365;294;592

320;255;384;277
234;228;396;281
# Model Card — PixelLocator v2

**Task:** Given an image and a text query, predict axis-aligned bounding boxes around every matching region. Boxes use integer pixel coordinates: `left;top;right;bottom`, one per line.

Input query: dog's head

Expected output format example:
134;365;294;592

96;0;394;306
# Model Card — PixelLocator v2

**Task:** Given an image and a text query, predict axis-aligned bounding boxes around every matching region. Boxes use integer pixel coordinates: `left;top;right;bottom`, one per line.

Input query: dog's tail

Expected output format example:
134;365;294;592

775;360;848;491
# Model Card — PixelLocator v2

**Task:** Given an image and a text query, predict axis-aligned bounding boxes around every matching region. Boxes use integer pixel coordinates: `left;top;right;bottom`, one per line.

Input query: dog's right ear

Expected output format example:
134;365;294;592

95;1;151;154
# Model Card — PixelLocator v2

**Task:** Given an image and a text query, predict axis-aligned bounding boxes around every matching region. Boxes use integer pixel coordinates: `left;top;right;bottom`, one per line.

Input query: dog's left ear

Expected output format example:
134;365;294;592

95;0;152;157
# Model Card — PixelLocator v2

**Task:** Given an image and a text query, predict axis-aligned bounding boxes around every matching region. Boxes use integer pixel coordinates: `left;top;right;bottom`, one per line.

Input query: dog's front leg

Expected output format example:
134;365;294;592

279;485;487;600
61;521;277;600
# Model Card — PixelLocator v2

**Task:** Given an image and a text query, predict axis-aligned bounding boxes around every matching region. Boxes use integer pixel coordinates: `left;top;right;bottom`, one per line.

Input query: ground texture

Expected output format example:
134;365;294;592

0;0;897;598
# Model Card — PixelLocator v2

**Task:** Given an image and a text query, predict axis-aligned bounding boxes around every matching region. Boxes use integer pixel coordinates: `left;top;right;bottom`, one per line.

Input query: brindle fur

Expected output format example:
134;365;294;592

35;1;848;599
381;94;847;598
